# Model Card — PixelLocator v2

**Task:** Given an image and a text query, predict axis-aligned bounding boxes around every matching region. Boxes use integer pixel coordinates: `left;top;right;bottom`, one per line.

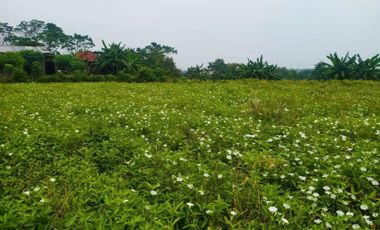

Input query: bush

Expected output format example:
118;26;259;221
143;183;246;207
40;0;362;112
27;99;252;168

0;64;28;82
19;50;44;76
0;52;25;71
55;55;86;73
136;66;161;82
30;61;44;79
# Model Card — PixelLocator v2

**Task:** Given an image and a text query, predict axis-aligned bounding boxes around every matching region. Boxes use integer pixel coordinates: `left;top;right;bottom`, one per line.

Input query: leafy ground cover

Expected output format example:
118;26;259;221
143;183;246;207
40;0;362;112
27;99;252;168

0;80;379;229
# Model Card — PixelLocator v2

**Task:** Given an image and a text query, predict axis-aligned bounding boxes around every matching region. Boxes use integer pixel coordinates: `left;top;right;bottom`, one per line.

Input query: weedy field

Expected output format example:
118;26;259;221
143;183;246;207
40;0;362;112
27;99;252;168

0;80;379;229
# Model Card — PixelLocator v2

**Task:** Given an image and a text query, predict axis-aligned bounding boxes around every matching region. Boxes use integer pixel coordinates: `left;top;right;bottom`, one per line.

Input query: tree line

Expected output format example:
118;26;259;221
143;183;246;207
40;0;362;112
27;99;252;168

0;20;94;52
1;19;379;82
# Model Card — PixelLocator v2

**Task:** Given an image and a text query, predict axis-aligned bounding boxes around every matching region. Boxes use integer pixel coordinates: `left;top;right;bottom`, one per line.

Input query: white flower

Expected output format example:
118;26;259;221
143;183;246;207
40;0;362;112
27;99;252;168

268;206;278;213
217;174;223;179
144;153;152;158
176;177;183;182
33;186;40;192
336;210;344;216
186;202;194;207
360;204;368;210
299;176;307;181
203;173;209;178
23;191;30;195
360;167;367;172
283;203;291;209
326;222;332;228
352;224;360;229
40;198;45;203
199;190;204;195
123;199;129;203
187;184;194;189
49;178;56;182
281;217;289;224
371;180;379;186
230;210;237;216
226;155;232;160
206;209;213;214
346;211;354;217
75;129;79;133
150;190;157;196
314;219;322;224
323;186;331;191
372;213;378;218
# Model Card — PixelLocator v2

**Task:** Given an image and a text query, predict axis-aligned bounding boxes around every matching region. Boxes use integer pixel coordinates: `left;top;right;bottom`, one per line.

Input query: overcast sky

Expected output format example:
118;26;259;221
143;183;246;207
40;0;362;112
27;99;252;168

1;0;379;69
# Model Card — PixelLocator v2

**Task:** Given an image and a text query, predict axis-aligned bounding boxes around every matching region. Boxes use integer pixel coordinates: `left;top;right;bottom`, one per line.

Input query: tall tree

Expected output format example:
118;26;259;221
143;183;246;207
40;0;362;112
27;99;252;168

64;33;95;53
137;42;180;76
39;23;68;52
0;22;13;45
8;20;46;46
208;58;229;79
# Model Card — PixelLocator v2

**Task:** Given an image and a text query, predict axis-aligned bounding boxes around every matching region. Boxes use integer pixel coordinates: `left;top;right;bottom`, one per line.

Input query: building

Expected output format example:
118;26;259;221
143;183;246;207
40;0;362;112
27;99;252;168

0;45;55;75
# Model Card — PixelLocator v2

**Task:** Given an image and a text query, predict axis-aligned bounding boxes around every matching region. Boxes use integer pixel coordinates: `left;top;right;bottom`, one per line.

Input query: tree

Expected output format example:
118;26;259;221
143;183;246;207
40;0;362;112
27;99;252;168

39;23;68;52
243;56;279;79
315;53;357;80
95;41;127;75
8;20;46;46
55;54;86;73
137;42;180;76
0;22;13;45
355;54;380;80
19;50;44;76
207;58;229;79
123;49;141;75
186;64;208;79
64;33;95;53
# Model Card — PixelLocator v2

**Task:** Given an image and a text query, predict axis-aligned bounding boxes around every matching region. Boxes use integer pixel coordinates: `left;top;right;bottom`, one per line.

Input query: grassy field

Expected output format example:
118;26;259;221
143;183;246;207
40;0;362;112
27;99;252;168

0;80;379;229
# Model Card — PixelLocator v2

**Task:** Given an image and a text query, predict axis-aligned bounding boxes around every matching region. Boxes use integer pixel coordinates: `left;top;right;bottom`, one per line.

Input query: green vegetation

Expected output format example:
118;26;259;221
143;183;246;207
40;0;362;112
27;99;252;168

55;54;86;74
2;20;380;82
0;80;379;229
0;20;94;53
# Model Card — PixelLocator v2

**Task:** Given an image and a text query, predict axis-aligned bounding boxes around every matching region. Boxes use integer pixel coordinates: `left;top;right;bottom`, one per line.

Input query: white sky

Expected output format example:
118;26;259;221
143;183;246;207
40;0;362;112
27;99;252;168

1;0;380;69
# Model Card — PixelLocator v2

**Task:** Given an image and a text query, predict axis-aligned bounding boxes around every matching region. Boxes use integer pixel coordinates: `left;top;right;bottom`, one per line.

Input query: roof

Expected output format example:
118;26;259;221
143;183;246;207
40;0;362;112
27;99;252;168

0;45;51;54
76;51;97;62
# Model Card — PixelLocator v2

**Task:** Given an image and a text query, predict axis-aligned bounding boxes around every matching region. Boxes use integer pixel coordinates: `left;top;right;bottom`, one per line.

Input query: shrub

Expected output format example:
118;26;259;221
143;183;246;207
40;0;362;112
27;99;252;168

136;66;160;82
19;50;45;76
0;52;25;71
0;64;28;82
55;55;86;73
30;61;44;78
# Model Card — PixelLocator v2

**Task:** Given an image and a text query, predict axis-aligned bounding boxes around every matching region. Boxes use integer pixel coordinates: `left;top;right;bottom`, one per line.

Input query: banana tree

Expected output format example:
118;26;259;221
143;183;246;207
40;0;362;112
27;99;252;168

243;55;279;80
319;53;357;79
355;54;380;80
96;40;127;75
